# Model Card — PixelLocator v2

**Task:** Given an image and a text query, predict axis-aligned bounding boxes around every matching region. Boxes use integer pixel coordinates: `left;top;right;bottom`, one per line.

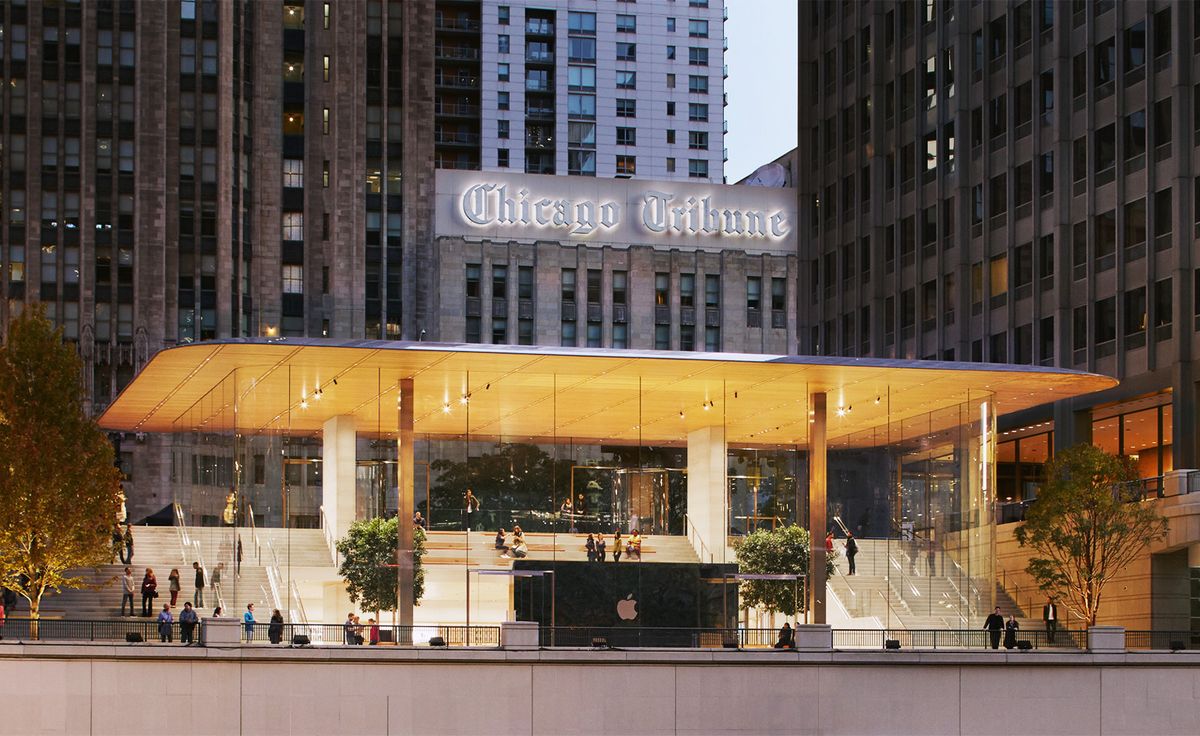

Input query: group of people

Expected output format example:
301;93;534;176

343;613;380;645
825;530;858;575
122;562;224;617
111;523;134;565
585;530;642;562
495;526;528;558
150;602;284;645
982;598;1060;649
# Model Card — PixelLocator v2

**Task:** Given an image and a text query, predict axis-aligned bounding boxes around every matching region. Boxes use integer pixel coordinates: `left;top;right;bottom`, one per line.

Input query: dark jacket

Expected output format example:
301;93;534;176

1003;620;1019;648
179;608;199;626
141;575;157;597
1042;603;1057;621
984;613;1005;631
845;538;858;556
195;568;205;588
268;613;285;644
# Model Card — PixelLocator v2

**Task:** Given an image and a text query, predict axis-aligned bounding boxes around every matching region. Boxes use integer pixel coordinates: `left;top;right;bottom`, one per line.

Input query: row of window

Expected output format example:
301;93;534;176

502;9;710;38
498;150;710;178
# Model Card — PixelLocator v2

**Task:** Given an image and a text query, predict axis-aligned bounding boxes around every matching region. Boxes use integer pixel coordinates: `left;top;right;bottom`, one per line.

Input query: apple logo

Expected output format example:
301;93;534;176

616;593;638;621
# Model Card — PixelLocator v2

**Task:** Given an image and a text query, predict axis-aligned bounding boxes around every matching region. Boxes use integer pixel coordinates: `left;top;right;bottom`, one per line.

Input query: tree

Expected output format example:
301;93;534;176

734;525;837;619
0;308;124;631
1014;444;1167;627
336;516;426;618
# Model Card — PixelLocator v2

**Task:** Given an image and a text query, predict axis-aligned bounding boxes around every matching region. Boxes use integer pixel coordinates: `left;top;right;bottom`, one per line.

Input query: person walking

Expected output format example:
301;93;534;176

120;567;136;617
984;607;1005;650
1042;596;1059;644
140;568;158;617
178;602;199;645
845;533;858;575
242;603;256;643
612;532;624;562
193;562;206;608
167;568;181;608
268;609;284;645
123;524;134;565
1004;615;1020;650
156;604;174;643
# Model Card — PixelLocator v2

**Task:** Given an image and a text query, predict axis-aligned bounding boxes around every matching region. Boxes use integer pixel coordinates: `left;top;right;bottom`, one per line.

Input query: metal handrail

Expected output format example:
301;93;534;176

684;515;714;563
319;506;338;566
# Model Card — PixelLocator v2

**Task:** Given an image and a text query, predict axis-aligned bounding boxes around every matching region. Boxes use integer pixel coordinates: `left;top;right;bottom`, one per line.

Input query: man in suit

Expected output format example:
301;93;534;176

1043;596;1059;644
983;607;1005;650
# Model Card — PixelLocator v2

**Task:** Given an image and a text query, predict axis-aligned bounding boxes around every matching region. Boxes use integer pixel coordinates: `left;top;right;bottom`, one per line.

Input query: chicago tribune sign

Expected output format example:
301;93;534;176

437;170;795;253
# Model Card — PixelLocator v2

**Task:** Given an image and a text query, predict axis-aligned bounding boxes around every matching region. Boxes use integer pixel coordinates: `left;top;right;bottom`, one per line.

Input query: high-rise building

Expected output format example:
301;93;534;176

435;0;728;181
794;0;1194;501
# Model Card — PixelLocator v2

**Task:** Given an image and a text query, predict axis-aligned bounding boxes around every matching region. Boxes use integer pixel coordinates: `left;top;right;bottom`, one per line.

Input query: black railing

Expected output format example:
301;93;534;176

1125;630;1200;650
832;628;1086;650
0;618;499;647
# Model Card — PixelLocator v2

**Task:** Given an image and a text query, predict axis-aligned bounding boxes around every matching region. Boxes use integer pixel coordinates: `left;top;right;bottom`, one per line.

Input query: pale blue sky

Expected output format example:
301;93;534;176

723;0;799;182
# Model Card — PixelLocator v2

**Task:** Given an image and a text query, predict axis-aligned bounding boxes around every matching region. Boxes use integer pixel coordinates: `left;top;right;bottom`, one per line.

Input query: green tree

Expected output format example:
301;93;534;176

734;525;837;618
1014;444;1168;627
336;516;426;617
0;308;124;630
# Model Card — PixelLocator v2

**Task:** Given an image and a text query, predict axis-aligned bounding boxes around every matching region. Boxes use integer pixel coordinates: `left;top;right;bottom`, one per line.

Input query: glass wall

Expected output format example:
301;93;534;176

162;361;997;632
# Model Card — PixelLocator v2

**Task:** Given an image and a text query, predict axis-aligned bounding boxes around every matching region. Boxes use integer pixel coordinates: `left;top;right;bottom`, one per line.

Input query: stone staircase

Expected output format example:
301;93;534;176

828;539;1046;634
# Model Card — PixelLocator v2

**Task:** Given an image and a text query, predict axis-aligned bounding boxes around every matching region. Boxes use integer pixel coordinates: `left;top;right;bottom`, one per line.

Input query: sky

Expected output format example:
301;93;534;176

723;0;799;182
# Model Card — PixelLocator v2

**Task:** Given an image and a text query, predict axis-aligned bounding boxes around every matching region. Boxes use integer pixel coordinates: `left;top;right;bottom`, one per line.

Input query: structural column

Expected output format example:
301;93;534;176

686;425;726;563
1189;545;1200;639
808;392;827;624
396;378;415;628
321;415;357;541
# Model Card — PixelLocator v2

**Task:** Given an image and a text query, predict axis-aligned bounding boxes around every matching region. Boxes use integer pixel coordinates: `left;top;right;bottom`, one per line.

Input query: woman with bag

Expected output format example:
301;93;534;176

167;568;181;607
140;568;158;617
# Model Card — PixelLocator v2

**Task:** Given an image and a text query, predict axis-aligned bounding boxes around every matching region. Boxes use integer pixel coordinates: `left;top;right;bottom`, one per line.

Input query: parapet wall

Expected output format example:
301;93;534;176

2;644;1199;735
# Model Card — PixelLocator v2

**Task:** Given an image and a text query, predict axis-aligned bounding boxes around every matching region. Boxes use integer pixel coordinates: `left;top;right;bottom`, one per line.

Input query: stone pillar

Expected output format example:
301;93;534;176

808;392;827;624
396;378;415;628
686;425;726;563
1189;544;1200;639
321;415;357;542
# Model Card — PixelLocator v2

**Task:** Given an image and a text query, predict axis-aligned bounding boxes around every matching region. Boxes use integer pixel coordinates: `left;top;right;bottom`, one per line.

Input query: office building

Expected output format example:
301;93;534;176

435;0;728;181
794;0;1196;502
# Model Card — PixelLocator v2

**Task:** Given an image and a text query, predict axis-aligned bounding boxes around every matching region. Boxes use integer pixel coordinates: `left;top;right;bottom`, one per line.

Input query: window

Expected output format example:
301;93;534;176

680;274;695;307
1153;98;1172;148
1153;8;1172;59
616;71;636;89
282;212;303;240
746;277;762;319
517;266;533;301
322;107;330;134
323;55;330;82
1124;287;1147;337
586;269;601;304
322;160;330;187
667;101;676;116
667;45;676;60
498;35;509;54
282;265;304;294
704;275;720;308
1095;296;1117;345
497;63;509;82
655;325;670;350
689;19;709;37
655;273;670;306
667;129;677;144
1125;21;1146;69
667;17;677;32
569;94;596;118
689;47;708;66
493;265;508;300
1039;153;1054;195
497;120;510;139
688;75;708;93
688;130;710;150
569;37;596;62
1095;124;1116;172
616;127;636;146
989;16;1006;59
323;2;331;29
616;14;636;32
568;12;596;34
492;318;508;345
616;156;636;175
688;103;709;121
616;99;636;118
1125;109;1146;159
497;149;509;168
667;73;676;88
283;159;304;188
561;321;577;347
616;42;636;61
568;122;596;148
498;6;510;25
1154;187;1173;246
466;265;482;299
498;92;510;110
561;269;577;303
1095;37;1115;85
568;150;596;175
689;159;709;178
1154;278;1172;330
990;173;1007;216
569;65;597;90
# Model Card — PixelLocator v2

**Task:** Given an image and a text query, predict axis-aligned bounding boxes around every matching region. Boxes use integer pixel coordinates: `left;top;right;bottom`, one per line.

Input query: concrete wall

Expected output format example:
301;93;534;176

3;645;1200;735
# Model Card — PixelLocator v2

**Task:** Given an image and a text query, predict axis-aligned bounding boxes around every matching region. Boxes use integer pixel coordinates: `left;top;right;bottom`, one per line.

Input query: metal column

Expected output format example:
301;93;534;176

396;377;415;627
808;392;827;623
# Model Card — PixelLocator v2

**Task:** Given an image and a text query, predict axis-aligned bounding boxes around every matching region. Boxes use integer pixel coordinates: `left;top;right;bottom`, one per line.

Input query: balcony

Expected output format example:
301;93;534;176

525;19;554;36
525;80;552;93
434;17;481;32
525;107;555;120
435;102;481;118
434;131;481;146
435;75;480;90
435;46;480;61
526;50;554;64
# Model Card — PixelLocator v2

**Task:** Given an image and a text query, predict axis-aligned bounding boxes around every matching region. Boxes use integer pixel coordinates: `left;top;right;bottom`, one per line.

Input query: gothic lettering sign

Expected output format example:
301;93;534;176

437;170;796;254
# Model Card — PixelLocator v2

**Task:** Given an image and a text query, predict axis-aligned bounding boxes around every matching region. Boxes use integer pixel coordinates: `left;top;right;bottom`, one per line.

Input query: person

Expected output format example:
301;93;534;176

505;534;528;559
774;622;795;649
236;537;243;577
157;604;174;643
223;489;237;526
628;530;642;560
212;606;223;618
242;603;256;642
560;497;575;532
494;528;508;551
845;533;858;575
140;568;158;617
268;609;284;645
353;615;365;645
343;613;357;645
111;524;124;563
825;531;834;553
1043;596;1059;644
463;489;479;531
595;534;606;562
167;568;181;608
984;607;1005;650
368;618;380;645
1004;615;1020;650
123;523;134;565
120;567;136;617
612;532;624;562
413;511;427;529
211;562;224;603
193;562;206;608
0;596;6;641
179;602;199;645
585;533;596;562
